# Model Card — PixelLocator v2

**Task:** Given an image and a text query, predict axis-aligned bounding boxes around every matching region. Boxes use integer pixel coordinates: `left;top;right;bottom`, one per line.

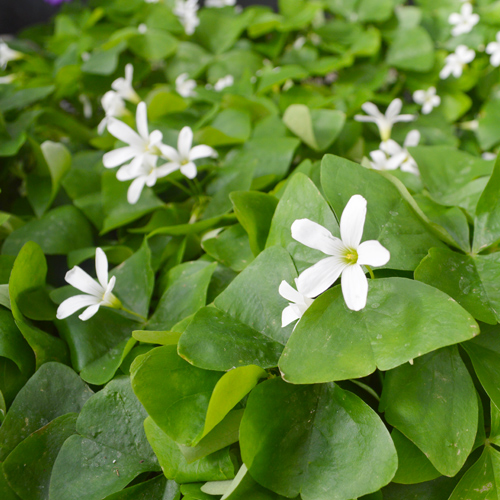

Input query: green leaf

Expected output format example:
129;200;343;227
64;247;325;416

357;0;395;22
147;261;217;331
26;141;72;217
230;191;278;256
380;347;478;476
266;173;339;273
477;98;500;150
462;324;500;411
195;109;252;147
49;377;159;500
8;242;68;367
473;155;500;253
386;26;434;72
415;247;500;324
282;105;345;151
81;42;126;75
0;86;55;113
179;247;298;370
279;278;479;383
144;417;235;483
56;307;137;384
0;362;92;461
131;345;223;446
146;90;188;121
179;307;284;371
3;206;93;256
101;172;164;234
391;429;441;484
448;447;500;500
408;146;493;215
257;65;309;94
240;378;397;500
3;413;78;500
129;30;178;61
102;476;179;500
111;240;154;319
321;154;445;271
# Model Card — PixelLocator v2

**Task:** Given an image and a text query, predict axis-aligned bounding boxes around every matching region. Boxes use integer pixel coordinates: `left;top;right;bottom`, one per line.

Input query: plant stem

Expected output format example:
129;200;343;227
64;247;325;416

350;380;380;402
120;306;147;323
366;265;375;280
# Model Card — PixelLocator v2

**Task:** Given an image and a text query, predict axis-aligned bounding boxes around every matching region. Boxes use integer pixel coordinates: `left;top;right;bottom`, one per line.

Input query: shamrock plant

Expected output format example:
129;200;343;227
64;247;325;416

2;0;500;499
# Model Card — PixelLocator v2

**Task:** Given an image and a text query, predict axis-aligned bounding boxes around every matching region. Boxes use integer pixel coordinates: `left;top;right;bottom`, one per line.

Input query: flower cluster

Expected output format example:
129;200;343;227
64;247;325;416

280;195;390;328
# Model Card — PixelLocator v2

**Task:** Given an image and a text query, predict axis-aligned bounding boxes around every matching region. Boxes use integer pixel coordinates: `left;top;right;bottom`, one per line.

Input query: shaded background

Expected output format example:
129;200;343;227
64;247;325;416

0;0;279;34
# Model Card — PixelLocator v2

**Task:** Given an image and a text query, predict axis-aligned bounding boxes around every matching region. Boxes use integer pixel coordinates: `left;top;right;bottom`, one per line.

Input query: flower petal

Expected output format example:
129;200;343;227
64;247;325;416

180;161;197;179
361;102;382;117
127;176;147;204
95;248;109;289
340;195;367;249
116;162;141;181
103;147;137;168
149;129;163;147
404;130;420;147
155;162;181;178
65;267;104;297
160;144;181;162
56;294;101;320
341;264;368;311
354;114;377;123
79;303;101;321
413;90;425;104
178;126;193;159
189;144;217;161
125;63;134;83
136;102;149;141
393;114;416;123
279;280;303;303
385;98;402;119
107;118;142;147
296;256;347;298
282;304;300;328
291;219;344;256
357;240;390;267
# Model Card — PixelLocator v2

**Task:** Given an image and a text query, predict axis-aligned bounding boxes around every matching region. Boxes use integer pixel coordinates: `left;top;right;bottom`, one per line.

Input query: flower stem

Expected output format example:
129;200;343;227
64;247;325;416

350;379;380;402
365;265;375;280
167;178;195;198
120;306;147;323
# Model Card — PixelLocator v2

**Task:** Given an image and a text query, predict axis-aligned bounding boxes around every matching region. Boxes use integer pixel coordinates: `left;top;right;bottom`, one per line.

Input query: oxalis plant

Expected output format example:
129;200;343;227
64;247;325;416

2;0;500;498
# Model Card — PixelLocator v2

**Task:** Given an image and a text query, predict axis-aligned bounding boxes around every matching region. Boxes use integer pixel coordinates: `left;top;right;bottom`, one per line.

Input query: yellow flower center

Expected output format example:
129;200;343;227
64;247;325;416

344;249;358;264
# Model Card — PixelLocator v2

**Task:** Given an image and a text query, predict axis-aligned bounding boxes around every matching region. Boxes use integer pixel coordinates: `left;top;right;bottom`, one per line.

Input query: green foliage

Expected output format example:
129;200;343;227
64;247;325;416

1;0;500;497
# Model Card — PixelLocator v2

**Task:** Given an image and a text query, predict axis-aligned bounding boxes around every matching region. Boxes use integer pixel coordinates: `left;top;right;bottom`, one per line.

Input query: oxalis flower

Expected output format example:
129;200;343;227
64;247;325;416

103;102;163;172
160;126;217;179
56;248;121;321
98;91;126;135
111;64;140;104
368;149;401;171
291;195;390;311
117;155;181;204
174;0;200;36
486;32;500;67
440;45;475;79
0;41;22;70
176;73;197;98
279;279;314;329
413;87;441;115
380;130;421;175
354;98;415;142
448;3;479;37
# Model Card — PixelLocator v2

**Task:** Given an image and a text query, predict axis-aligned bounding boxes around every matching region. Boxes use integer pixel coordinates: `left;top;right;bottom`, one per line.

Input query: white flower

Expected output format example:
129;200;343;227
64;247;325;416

214;75;234;91
175;73;197;97
0;41;22;70
138;23;148;34
448;3;479;37
103;102;163;172
145;0;159;2
159;126;217;179
98;91;126;135
440;45;475;79
354;98;415;142
205;0;236;6
369;149;400;171
482;152;497;160
293;36;307;50
174;0;200;36
291;195;390;311
486;32;500;67
279;279;314;329
0;74;15;84
111;64;140;104
56;248;121;321
116;155;180;204
413;87;441;115
380;130;421;175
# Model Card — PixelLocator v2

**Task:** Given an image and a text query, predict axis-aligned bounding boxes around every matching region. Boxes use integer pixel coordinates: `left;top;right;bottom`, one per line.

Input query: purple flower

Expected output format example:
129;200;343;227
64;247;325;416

44;0;73;5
